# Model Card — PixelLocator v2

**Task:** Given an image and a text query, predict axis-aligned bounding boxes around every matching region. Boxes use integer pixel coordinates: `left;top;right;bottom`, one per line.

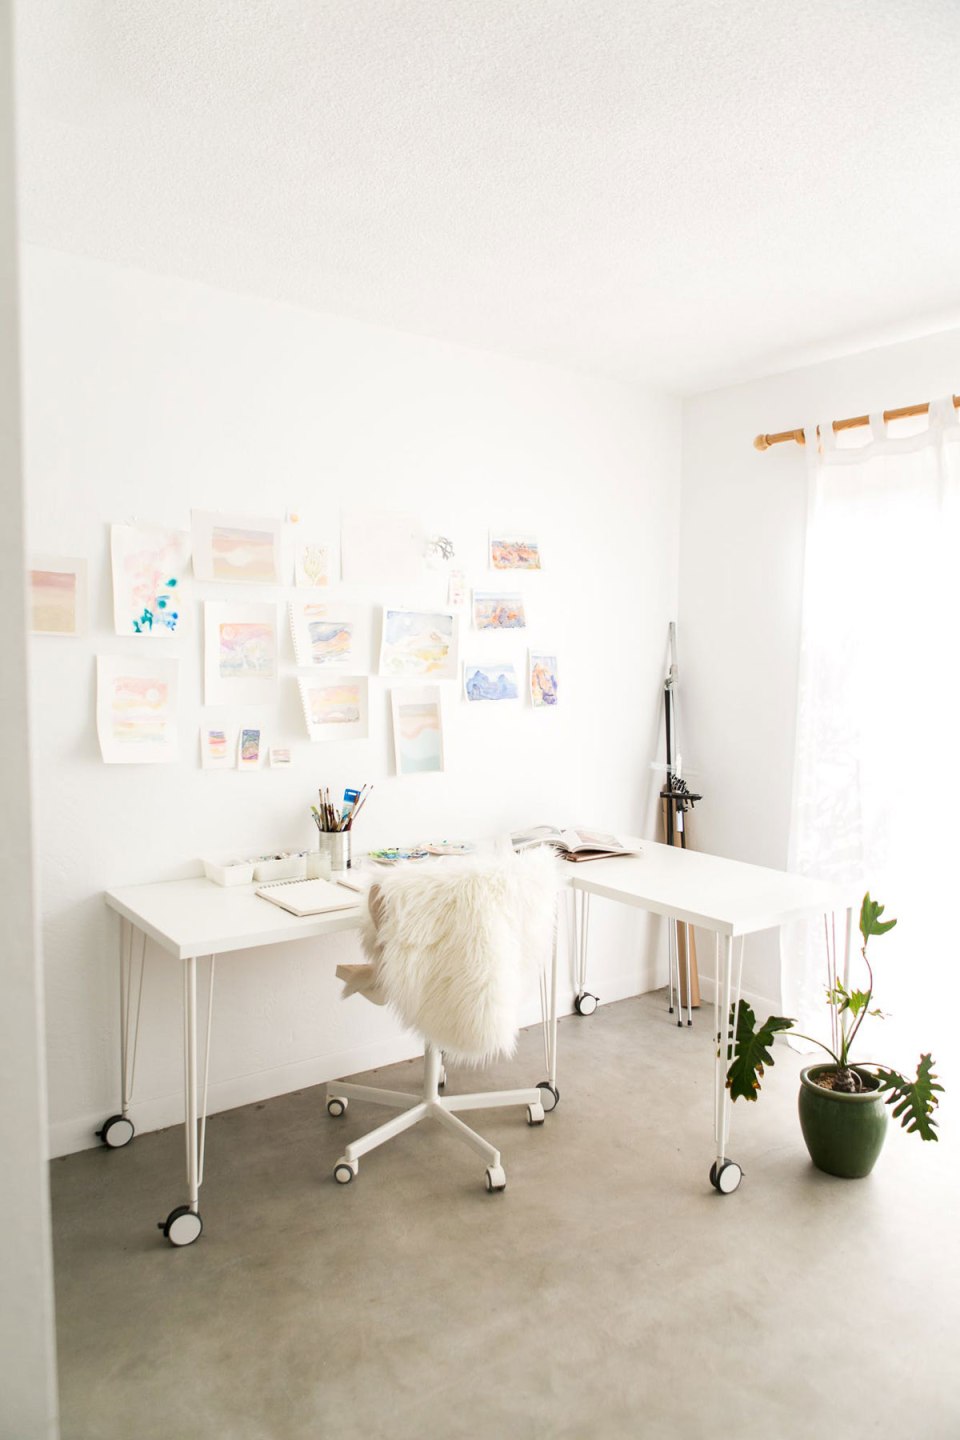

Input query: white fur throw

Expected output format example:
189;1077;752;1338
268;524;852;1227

351;848;559;1066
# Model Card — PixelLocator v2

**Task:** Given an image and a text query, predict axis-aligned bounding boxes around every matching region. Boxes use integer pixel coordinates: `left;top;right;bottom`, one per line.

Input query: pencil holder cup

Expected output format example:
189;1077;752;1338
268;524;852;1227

315;831;351;872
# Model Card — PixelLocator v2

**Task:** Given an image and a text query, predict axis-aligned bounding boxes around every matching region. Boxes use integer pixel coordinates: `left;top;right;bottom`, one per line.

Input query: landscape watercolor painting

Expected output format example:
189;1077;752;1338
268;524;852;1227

237;727;262;770
29;557;86;636
379;608;458;679
529;653;559;707
298;676;369;741
392;686;444;774
111;524;190;635
489;535;541;570
203;602;279;705
473;591;527;630
464;662;519;702
96;655;179;764
191;510;283;584
289;601;354;667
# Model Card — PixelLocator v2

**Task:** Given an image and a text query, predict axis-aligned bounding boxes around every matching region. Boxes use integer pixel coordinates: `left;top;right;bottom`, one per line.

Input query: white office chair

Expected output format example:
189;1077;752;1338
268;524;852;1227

326;849;558;1192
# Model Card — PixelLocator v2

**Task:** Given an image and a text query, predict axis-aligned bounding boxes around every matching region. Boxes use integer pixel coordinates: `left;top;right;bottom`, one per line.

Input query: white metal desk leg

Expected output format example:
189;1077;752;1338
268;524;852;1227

710;933;744;1195
158;954;213;1246
574;889;598;1016
96;917;145;1149
537;900;561;1112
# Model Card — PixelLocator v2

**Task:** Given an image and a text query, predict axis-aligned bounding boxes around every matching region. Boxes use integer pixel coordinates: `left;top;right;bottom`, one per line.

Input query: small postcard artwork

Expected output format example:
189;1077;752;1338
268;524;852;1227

379;607;458;679
201;725;235;770
473;591;526;630
237;727;263;771
269;746;292;767
529;652;559;708
392;686;444;775
447;570;466;608
29;556;86;636
191;510;284;585
204;602;278;705
489;534;541;571
111;524;190;635
464;662;519;702
298;676;369;742
96;655;179;764
289;601;355;667
295;539;335;589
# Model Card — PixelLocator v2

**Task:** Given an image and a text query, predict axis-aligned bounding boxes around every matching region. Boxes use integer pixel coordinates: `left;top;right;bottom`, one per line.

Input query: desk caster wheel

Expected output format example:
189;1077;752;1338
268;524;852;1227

96;1114;135;1148
159;1206;203;1246
710;1160;743;1194
334;1159;358;1185
537;1081;559;1112
526;1102;545;1126
485;1166;506;1193
326;1097;348;1117
574;991;598;1016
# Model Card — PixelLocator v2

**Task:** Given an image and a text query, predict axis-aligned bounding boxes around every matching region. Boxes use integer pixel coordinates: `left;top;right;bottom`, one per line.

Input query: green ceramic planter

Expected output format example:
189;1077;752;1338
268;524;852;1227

798;1065;888;1178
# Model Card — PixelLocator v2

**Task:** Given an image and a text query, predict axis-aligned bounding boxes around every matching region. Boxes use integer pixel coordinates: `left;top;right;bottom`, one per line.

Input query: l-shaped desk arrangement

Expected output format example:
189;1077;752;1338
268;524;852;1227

103;840;854;1245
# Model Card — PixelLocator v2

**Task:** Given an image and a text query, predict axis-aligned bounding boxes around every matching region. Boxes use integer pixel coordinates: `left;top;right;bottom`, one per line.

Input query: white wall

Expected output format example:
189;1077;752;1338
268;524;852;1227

680;326;960;1009
0;4;59;1434
22;247;682;1157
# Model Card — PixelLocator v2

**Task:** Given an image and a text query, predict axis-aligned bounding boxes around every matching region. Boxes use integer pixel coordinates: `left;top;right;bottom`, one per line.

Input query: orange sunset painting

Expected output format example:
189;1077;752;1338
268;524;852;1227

30;565;80;635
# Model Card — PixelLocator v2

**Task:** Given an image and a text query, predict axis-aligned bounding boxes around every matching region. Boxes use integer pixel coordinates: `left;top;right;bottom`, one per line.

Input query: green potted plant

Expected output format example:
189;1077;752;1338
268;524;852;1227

727;894;943;1177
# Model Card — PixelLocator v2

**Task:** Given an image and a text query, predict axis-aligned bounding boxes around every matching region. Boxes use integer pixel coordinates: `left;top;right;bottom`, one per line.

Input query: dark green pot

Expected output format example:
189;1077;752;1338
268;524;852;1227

798;1065;888;1178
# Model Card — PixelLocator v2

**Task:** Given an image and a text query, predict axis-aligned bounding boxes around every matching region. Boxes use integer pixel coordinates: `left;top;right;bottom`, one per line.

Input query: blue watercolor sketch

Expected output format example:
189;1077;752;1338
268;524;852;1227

464;663;519;702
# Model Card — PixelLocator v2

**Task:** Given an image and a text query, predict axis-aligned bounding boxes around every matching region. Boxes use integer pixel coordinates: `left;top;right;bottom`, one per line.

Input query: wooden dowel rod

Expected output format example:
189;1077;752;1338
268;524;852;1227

753;394;960;451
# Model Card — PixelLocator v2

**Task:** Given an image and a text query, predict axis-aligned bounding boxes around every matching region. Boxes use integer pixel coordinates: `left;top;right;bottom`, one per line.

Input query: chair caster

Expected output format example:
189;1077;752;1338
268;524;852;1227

158;1205;203;1246
574;991;598;1016
96;1114;135;1148
484;1166;506;1192
326;1097;348;1117
526;1102;545;1126
537;1081;560;1112
709;1159;743;1194
334;1159;358;1185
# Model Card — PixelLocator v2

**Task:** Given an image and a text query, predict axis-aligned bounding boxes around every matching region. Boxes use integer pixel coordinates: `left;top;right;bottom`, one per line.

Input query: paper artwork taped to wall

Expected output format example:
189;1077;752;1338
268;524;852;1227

29;556;86;636
447;570;466;608
110;524;190;635
201;725;235;770
294;539;335;589
237;727;263;771
203;602;279;705
269;746;292;767
473;591;526;630
96;655;179;764
289;601;356;668
341;511;423;585
464;662;519;702
489;534;542;571
392;686;444;775
191;510;284;585
379;607;458;679
298;676;369;741
529;652;559;708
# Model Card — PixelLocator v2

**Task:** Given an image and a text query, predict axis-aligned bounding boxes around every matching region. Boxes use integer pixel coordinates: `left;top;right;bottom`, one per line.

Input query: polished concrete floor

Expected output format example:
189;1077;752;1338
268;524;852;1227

51;991;959;1440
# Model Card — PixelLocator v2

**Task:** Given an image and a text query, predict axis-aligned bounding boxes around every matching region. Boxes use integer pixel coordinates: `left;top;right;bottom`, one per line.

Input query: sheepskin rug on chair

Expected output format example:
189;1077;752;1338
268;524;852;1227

359;848;559;1066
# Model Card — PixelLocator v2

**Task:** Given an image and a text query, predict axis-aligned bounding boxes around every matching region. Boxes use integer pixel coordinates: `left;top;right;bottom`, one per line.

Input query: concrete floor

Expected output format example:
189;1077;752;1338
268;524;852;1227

51;991;960;1440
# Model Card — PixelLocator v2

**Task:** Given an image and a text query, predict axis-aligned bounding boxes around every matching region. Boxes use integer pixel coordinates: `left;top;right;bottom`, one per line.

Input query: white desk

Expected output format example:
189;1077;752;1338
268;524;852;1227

564;839;856;1193
102;874;560;1245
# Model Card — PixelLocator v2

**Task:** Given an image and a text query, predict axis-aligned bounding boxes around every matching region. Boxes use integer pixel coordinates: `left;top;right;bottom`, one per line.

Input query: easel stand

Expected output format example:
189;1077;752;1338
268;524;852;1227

660;624;702;1026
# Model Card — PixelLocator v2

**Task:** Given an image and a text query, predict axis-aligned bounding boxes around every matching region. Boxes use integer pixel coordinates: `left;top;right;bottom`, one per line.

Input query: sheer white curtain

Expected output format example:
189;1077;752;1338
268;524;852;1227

782;397;960;1076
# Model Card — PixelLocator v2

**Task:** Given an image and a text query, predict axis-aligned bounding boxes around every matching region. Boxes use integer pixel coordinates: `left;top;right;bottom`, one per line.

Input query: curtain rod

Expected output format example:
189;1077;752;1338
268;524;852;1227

753;394;960;451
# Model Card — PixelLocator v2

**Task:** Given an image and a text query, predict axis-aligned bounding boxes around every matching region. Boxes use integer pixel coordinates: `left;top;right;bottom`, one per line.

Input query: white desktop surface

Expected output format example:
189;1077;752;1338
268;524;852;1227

567;837;856;936
105;876;364;960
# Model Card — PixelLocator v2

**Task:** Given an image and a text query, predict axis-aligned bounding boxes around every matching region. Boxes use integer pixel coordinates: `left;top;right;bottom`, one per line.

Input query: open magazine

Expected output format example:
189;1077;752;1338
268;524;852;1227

510;826;640;862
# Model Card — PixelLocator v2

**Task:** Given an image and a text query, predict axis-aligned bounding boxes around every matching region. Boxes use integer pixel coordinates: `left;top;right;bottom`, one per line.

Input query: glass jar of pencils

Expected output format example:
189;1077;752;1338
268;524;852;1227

314;830;351;873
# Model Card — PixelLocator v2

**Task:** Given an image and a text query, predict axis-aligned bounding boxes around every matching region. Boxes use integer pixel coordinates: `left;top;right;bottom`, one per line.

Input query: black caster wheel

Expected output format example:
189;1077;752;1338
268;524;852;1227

537;1081;560;1113
96;1114;135;1148
334;1160;357;1185
709;1160;743;1195
326;1097;348;1117
158;1206;203;1246
484;1166;506;1192
574;991;598;1017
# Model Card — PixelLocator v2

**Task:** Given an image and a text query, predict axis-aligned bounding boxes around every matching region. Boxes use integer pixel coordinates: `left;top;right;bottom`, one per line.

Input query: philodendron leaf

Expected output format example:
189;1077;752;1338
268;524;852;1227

860;893;897;942
844;989;872;1019
874;1054;944;1141
725;1001;795;1102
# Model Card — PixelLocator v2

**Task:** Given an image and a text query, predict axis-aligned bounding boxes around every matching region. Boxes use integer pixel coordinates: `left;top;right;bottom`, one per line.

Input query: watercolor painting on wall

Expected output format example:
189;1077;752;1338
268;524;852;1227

341;510;423;585
473;591;527;630
392;686;444;775
111;523;190;635
489;534;542;571
192;510;284;585
200;725;235;770
298;676;369;741
96;655;179;764
529;652;559;707
464;662;519;702
289;601;356;668
29;556;86;636
295;538;336;589
204;602;278;705
237;727;263;771
379;607;458;679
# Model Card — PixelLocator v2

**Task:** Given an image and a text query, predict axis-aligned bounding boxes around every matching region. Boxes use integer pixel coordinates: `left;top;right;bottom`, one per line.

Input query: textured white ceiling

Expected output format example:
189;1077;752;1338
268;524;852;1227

14;1;960;393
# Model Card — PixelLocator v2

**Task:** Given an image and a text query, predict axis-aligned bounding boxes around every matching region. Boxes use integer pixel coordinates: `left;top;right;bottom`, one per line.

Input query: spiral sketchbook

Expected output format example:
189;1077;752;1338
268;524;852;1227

255;877;360;917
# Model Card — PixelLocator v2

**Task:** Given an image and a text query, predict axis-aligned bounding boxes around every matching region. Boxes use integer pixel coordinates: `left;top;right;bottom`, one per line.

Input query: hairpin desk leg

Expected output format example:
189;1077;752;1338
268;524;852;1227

710;934;744;1194
573;888;598;1016
158;953;215;1246
538;899;561;1113
96;917;145;1150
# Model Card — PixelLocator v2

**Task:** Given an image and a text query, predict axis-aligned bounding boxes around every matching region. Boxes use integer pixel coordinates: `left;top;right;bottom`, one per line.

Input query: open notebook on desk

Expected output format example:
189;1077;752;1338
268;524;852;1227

255;877;361;917
510;826;641;862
